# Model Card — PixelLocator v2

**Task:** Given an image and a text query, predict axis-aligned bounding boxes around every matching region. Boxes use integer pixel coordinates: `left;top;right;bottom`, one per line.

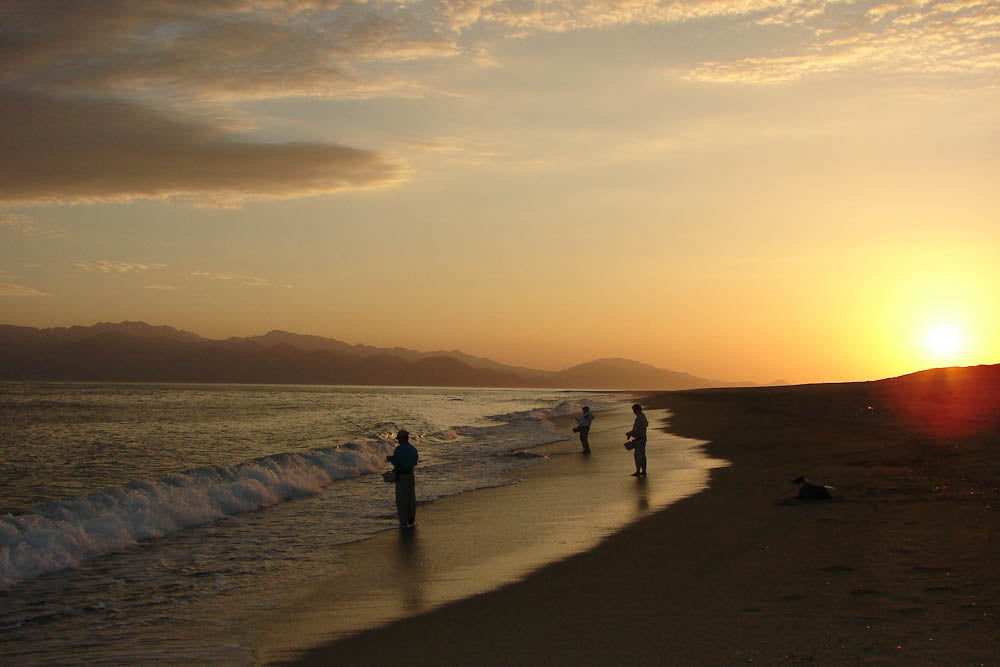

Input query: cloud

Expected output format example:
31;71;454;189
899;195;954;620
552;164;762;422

192;271;285;287
192;271;235;281
75;260;167;274
0;0;995;207
401;136;502;165
0;213;69;239
683;0;1000;83
241;277;274;287
0;90;406;205
0;1;458;101
143;284;180;290
0;282;49;297
12;0;964;106
2;1;997;99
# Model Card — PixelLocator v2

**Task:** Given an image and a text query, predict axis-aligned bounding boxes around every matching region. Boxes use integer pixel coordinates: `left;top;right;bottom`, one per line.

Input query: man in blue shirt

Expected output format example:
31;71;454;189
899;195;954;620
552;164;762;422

387;429;419;528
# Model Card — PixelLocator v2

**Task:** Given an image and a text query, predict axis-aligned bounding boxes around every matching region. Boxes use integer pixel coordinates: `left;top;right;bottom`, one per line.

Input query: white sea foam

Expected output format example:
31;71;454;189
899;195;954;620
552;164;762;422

0;390;623;591
0;440;394;590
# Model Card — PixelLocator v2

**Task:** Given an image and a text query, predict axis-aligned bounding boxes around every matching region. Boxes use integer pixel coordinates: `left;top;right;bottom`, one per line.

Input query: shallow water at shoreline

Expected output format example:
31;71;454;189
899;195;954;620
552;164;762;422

1;383;625;663
244;405;727;664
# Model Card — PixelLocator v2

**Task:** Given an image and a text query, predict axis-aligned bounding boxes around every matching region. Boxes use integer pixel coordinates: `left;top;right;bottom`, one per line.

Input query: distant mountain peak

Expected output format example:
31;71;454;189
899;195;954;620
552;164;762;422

87;321;203;340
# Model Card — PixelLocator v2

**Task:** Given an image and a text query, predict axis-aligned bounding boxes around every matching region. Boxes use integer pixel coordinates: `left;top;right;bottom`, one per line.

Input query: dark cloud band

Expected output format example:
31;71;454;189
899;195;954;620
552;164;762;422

0;91;404;204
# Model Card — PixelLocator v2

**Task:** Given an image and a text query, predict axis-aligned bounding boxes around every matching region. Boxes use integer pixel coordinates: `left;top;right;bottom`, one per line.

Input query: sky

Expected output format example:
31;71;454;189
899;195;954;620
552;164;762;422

1;0;998;384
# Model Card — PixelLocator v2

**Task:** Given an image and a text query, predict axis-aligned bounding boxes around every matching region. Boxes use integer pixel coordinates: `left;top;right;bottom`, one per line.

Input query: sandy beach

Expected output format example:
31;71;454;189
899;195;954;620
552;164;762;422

289;365;999;665
244;403;723;663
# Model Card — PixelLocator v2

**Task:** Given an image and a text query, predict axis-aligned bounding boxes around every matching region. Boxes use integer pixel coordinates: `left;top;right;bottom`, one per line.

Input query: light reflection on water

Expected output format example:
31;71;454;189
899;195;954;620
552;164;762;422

0;382;620;664
0;382;606;512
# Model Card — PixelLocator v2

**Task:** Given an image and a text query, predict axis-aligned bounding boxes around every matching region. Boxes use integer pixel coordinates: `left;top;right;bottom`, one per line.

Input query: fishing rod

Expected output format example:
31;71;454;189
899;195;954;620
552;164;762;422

584;421;638;436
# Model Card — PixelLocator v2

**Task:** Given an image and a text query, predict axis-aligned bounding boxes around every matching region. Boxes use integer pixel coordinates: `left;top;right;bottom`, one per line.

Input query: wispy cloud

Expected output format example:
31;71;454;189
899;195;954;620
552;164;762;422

3;1;996;97
0;282;49;297
0;213;70;239
192;270;287;287
75;260;167;274
684;0;1000;83
191;271;235;281
1;1;458;102
0;0;792;106
241;276;274;287
401;136;503;165
143;284;180;291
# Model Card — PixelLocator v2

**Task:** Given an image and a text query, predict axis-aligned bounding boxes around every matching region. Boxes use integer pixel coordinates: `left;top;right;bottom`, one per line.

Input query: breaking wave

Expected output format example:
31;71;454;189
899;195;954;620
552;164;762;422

0;440;393;589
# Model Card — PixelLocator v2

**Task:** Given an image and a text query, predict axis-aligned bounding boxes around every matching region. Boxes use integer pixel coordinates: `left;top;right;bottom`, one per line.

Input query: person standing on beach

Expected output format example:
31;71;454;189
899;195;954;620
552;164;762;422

386;429;419;528
626;403;648;476
573;406;594;453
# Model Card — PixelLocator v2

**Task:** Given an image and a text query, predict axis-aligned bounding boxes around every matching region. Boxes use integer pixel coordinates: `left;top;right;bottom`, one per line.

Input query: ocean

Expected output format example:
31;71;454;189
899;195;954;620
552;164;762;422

0;382;623;663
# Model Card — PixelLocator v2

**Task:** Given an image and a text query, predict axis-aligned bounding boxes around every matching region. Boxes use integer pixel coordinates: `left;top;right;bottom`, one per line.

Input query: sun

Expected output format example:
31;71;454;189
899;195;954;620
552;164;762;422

924;323;963;358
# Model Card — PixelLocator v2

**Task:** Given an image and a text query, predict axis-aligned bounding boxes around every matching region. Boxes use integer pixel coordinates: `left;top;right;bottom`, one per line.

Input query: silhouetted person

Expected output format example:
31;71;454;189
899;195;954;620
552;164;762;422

573;406;594;453
626;403;648;476
387;429;419;527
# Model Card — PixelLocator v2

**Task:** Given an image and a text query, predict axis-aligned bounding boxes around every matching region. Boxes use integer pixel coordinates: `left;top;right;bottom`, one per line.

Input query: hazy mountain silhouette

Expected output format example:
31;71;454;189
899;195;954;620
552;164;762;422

552;358;735;390
0;321;204;344
0;322;743;389
234;330;547;378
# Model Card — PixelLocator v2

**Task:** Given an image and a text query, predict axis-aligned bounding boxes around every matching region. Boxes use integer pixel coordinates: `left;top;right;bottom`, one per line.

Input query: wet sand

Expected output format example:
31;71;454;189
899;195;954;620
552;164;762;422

247;404;724;663
288;365;1000;665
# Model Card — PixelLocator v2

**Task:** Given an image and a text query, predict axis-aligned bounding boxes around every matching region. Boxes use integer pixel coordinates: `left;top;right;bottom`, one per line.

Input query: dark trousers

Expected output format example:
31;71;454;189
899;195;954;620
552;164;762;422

632;439;647;471
578;426;591;452
395;472;416;525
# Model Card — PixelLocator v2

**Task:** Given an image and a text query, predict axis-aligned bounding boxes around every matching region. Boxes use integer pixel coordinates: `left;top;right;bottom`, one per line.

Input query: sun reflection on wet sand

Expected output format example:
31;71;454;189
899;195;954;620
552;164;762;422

243;405;726;663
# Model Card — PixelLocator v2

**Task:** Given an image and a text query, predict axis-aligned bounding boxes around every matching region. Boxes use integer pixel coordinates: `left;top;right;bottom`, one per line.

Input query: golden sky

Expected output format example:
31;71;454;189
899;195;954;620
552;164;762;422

1;0;998;384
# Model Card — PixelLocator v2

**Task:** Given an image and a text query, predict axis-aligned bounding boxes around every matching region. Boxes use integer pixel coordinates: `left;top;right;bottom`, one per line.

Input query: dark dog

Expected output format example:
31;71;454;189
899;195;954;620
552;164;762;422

792;476;835;500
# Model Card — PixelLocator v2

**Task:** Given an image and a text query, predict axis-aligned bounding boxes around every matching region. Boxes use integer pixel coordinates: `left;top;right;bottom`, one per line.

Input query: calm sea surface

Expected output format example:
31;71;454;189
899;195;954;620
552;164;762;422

0;382;620;663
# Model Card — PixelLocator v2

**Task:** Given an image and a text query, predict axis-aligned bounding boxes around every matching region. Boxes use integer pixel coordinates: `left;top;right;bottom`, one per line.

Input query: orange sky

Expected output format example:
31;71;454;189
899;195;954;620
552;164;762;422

2;1;998;384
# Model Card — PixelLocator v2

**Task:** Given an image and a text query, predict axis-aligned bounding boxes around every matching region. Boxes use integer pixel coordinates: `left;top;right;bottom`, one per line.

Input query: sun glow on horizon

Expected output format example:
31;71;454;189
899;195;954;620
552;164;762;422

880;265;998;379
924;323;963;360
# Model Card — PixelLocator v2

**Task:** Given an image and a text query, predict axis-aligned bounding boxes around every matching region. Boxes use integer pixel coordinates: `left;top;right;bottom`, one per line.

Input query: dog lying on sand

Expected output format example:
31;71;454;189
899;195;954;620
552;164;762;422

792;476;836;500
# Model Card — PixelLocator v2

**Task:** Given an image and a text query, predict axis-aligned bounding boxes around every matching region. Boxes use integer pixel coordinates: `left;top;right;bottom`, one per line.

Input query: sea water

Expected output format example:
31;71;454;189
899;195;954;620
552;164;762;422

0;382;621;663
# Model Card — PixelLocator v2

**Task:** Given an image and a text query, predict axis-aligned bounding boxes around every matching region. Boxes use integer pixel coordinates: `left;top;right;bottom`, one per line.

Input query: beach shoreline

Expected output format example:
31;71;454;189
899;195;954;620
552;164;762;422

246;401;721;663
291;371;1000;665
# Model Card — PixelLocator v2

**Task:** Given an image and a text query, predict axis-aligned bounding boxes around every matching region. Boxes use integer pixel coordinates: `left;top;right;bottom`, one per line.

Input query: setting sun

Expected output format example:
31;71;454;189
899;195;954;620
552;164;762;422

924;324;963;359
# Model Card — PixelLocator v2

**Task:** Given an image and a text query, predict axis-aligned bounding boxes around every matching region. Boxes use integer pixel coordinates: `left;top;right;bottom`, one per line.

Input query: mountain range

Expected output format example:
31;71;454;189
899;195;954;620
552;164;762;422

0;321;755;390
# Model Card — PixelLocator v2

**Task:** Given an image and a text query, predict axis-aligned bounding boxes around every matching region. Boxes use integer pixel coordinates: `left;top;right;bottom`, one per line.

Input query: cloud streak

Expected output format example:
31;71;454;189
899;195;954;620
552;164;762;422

192;271;235;281
0;282;49;297
685;0;1000;83
74;260;167;274
192;271;287;287
0;213;69;239
1;91;405;205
